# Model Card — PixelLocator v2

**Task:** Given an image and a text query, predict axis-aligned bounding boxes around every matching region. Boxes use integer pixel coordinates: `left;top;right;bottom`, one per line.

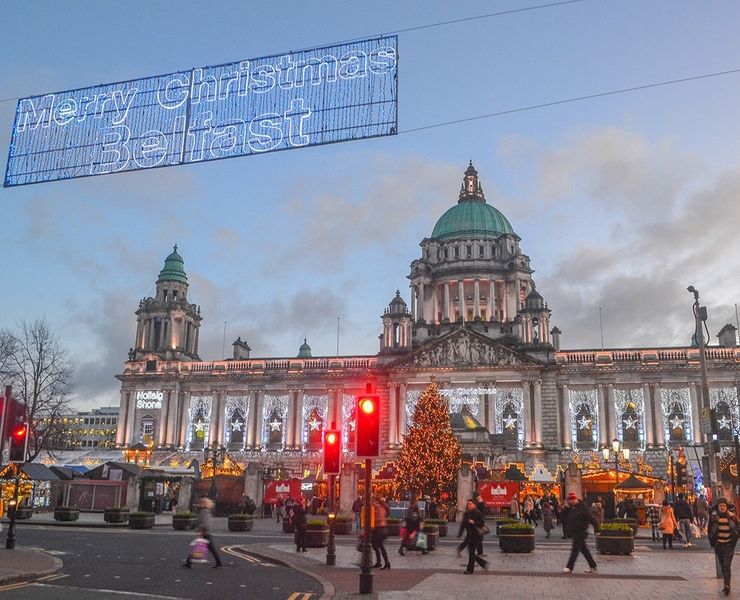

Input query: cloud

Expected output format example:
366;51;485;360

528;127;740;349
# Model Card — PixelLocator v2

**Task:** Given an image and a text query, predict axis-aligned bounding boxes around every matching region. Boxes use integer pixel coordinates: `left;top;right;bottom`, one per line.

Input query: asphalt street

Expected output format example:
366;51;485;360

0;526;322;600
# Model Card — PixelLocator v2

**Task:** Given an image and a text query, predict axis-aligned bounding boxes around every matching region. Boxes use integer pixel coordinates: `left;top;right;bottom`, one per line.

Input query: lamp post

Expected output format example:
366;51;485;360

326;511;336;566
603;439;630;515
688;285;714;495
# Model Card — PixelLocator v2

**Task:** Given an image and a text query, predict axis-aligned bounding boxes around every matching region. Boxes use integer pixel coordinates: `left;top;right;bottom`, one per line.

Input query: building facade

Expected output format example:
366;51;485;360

115;164;740;490
45;406;120;450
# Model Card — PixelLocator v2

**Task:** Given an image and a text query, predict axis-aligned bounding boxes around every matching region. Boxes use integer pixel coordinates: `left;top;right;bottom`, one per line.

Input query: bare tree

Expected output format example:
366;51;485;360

6;319;72;461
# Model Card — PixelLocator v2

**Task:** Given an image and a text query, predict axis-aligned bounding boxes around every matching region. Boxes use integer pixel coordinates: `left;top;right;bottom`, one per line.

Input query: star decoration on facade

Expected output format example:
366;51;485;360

308;418;321;431
503;416;517;431
623;417;638;430
194;420;206;432
231;420;243;431
269;419;282;431
718;416;732;430
669;416;684;431
577;416;592;430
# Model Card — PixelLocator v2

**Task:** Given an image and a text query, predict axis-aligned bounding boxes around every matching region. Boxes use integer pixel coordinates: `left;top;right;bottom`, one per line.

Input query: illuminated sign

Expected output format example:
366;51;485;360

136;390;163;410
5;37;398;187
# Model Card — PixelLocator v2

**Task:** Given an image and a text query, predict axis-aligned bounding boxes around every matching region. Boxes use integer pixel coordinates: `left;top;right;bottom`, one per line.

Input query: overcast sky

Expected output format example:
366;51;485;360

2;0;740;410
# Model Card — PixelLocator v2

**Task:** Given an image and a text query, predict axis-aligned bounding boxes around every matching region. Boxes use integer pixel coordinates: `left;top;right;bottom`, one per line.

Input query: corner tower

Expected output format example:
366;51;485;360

130;246;202;362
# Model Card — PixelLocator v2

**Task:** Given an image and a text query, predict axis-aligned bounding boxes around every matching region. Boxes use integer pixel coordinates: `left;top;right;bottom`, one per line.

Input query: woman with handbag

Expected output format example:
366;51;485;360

399;496;421;556
457;499;488;574
371;495;390;569
659;499;678;549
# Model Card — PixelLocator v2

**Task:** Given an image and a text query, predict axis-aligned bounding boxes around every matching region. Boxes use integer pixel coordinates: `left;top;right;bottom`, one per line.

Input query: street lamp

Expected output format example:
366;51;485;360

326;511;336;566
688;285;714;495
603;438;630;482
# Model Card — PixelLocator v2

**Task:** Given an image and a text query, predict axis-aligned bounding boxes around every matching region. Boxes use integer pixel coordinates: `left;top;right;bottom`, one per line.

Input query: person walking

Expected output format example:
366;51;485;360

709;497;739;596
183;497;222;568
659;499;678;549
697;494;709;533
371;495;390;570
399;496;422;555
275;497;284;523
524;496;535;525
472;490;488;557
542;500;555;539
293;496;308;553
352;496;363;533
674;493;693;548
560;501;572;539
458;499;488;574
590;500;604;531
510;493;520;520
647;504;661;541
562;492;599;574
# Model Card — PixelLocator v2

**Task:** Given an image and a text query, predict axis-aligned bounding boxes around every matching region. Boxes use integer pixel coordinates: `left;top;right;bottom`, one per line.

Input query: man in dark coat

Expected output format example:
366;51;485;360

709;497;739;595
562;492;599;574
457;499;488;574
292;497;308;553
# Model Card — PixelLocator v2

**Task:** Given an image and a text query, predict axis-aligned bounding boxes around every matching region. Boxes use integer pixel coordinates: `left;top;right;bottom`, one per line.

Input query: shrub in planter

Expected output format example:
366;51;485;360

104;507;130;523
499;522;535;553
423;523;439;550
333;515;353;535
425;518;448;537
54;506;80;522
302;519;329;547
173;511;197;530
13;506;33;520
609;518;639;536
596;523;634;555
386;517;402;537
227;513;254;531
129;511;155;529
495;518;520;536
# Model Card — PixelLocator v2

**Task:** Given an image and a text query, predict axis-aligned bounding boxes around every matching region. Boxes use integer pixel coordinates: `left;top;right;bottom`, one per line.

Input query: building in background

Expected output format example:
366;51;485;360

43;407;119;451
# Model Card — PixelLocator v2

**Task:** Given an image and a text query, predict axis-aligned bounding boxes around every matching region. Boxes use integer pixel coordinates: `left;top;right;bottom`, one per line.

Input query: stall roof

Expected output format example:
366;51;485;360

62;464;89;474
21;463;60;481
614;473;654;491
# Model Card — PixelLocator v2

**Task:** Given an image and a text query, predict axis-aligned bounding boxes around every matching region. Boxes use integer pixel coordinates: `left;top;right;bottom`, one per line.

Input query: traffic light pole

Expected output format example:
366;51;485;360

359;458;373;595
5;470;20;549
670;453;675;501
735;435;740;502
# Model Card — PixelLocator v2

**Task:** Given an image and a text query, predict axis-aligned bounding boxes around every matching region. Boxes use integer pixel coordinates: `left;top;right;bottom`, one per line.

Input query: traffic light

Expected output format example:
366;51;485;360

355;394;380;458
323;429;341;474
9;421;29;463
676;460;687;486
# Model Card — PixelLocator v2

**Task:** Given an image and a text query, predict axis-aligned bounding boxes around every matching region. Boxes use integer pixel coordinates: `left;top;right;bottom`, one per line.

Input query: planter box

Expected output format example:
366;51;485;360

333;521;352;535
386;522;401;537
596;530;634;555
129;514;155;529
437;523;448;537
282;520;295;533
104;509;130;523
14;507;33;520
54;507;80;522
499;527;535;553
227;516;254;531
173;516;197;530
301;528;329;548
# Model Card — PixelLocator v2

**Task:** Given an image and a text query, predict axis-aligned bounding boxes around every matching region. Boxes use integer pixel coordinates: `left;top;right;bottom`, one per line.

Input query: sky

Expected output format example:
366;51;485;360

2;0;740;411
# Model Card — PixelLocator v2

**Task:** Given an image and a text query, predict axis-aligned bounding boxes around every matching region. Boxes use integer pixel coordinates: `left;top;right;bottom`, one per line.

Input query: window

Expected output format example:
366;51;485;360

479;244;484;257
668;403;687;442
502;402;519;449
466;245;472;258
444;248;448;259
454;246;459;259
575;405;594;445
715;401;733;442
621;402;640;444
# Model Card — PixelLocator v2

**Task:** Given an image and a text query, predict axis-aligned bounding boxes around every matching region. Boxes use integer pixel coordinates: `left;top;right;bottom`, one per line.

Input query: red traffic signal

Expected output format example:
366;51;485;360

323;429;341;475
9;421;29;463
355;394;380;458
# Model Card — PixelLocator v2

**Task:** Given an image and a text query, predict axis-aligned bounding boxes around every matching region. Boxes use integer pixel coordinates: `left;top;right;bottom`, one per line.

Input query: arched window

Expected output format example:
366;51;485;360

576;405;594;445
715;401;733;442
140;415;155;446
267;409;284;448
191;409;207;449
667;402;687;442
502;402;519;449
227;410;246;448
305;407;324;450
621;402;640;445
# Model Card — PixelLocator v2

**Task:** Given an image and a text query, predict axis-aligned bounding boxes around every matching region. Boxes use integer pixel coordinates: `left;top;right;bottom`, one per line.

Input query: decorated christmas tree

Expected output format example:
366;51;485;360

394;381;462;502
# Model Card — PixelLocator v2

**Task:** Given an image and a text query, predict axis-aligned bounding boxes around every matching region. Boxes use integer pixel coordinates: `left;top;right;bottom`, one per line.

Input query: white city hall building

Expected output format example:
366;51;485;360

115;164;740;491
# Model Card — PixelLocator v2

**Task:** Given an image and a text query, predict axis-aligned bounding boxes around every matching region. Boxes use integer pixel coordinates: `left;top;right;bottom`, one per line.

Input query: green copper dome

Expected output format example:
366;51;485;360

298;338;312;358
157;245;188;284
431;162;514;240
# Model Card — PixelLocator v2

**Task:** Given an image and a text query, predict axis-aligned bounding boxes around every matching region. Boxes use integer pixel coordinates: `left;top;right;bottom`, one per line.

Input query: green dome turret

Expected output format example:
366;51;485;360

431;162;514;240
157;245;188;284
298;338;312;358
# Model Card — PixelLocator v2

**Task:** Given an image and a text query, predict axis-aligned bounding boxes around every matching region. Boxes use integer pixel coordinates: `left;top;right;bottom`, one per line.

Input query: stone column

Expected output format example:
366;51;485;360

339;462;359;514
653;384;664;447
488;280;494;321
178;391;191;449
165;384;179;446
127;391;138;445
522;382;532;448
606;384;616;443
597;385;607;447
418;283;425;322
561;385;571;448
116;390;130;447
295;389;305;449
500;280;507;322
533;380;543;447
411;285;417;322
432;284;439;324
285;390;296;449
399;383;408;438
474;279;481;319
689;382;702;444
208;392;220;446
642;383;655;448
388;383;398;447
444;282;451;322
458;280;465;322
157;391;170;446
254;389;265;448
